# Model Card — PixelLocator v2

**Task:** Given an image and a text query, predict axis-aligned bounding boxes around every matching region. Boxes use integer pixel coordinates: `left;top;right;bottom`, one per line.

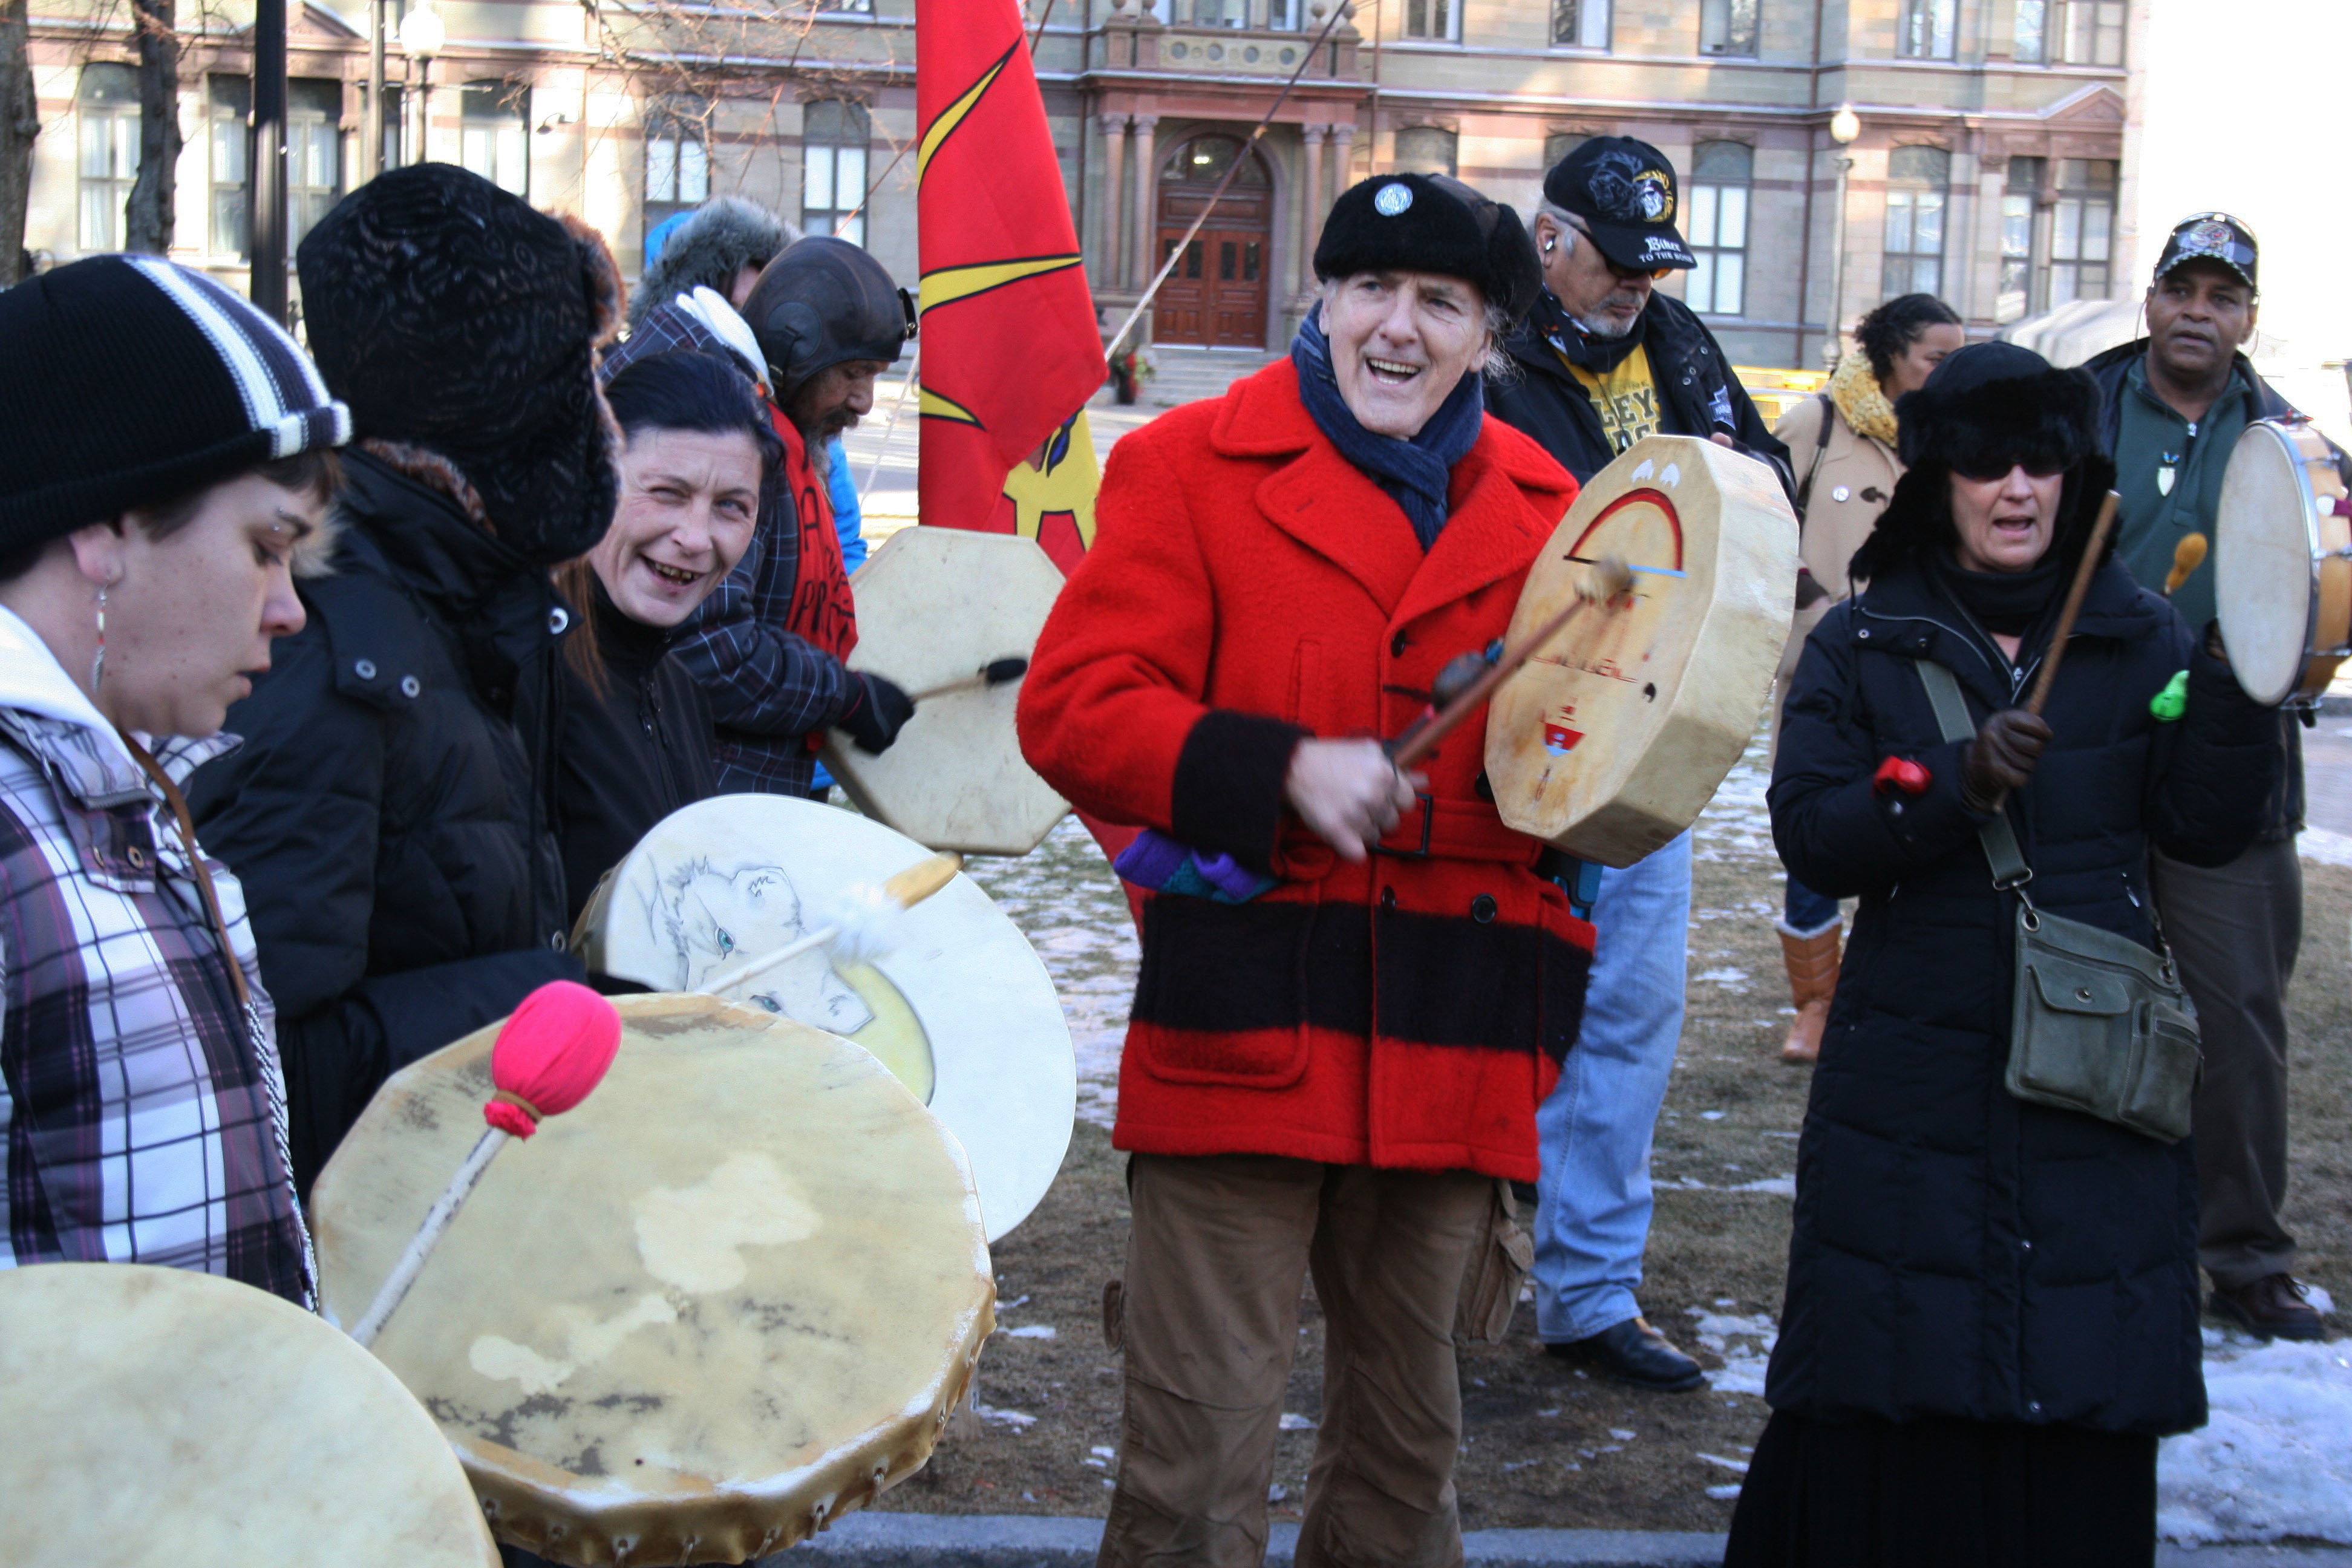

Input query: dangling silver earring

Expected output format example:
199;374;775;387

90;584;108;691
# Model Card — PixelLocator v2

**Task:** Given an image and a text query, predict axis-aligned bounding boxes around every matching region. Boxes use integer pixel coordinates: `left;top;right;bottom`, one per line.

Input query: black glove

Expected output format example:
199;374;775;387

1961;708;2052;812
840;673;915;754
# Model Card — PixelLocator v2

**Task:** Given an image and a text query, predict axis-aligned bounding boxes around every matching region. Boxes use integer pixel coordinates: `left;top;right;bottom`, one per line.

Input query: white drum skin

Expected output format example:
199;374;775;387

1486;434;1798;867
2214;417;2352;707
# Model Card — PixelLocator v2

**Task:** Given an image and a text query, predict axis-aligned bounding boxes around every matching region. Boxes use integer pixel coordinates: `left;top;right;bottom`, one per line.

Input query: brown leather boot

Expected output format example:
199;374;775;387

1777;920;1841;1064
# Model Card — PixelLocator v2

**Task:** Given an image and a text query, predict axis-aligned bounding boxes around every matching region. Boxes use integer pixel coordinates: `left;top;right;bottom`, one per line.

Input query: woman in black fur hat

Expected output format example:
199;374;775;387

1728;343;2281;1566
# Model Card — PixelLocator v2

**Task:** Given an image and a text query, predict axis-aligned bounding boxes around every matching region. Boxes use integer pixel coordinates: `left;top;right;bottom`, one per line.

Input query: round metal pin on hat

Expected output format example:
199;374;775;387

1374;181;1414;217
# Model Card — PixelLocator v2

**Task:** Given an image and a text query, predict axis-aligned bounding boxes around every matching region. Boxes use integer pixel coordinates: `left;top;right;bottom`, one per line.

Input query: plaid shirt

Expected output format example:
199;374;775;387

0;614;311;1304
603;300;861;796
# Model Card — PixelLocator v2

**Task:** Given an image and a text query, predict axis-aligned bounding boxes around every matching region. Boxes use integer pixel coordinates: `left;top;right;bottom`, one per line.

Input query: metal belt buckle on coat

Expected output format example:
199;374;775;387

1378;793;1437;858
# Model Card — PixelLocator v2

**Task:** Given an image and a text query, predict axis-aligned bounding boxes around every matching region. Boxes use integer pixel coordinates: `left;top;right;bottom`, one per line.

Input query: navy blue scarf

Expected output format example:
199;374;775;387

1290;304;1485;551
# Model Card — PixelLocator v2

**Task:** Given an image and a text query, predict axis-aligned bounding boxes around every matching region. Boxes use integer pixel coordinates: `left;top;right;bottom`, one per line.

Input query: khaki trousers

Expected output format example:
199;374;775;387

1099;1154;1498;1568
2151;837;2304;1288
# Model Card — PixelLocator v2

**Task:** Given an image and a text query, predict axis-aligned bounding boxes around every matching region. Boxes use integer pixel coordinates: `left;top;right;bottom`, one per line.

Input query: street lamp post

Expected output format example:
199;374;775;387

400;4;445;169
250;0;287;322
1825;103;1861;370
365;0;386;180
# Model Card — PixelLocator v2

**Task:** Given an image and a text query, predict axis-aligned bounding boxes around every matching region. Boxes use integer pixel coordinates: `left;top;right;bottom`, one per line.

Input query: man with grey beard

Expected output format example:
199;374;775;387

1489;136;1791;1397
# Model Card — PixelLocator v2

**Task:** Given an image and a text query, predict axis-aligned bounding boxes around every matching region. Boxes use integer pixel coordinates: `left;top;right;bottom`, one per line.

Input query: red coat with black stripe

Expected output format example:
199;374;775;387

1018;360;1596;1181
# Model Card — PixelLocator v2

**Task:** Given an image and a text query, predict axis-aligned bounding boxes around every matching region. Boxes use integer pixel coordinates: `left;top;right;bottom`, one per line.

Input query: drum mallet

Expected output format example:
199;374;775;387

1386;557;1635;769
2163;532;2208;596
911;658;1029;703
701;851;965;996
348;981;622;1347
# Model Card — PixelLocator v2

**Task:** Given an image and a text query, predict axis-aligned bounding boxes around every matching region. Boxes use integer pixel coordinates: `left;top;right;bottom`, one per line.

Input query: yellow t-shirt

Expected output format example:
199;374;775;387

1564;343;1661;457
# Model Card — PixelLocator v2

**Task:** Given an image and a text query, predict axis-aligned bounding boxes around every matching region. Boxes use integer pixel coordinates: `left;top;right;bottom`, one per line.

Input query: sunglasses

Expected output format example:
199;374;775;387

1951;459;2070;482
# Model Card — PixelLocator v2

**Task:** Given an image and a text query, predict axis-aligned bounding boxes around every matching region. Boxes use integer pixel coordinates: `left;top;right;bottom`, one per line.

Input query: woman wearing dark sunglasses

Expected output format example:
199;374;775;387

1726;342;2280;1568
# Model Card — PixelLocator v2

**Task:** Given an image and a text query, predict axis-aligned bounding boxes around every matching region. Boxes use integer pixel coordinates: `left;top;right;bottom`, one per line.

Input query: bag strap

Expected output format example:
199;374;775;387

1792;391;1834;522
1911;658;2032;891
120;734;255;1011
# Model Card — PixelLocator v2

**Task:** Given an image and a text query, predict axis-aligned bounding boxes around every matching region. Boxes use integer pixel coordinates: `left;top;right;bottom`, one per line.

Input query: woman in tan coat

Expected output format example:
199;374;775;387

1768;293;1963;1062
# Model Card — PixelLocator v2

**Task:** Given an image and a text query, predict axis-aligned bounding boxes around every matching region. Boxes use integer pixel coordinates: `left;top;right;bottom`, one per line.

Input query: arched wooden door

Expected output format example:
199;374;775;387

1154;133;1272;348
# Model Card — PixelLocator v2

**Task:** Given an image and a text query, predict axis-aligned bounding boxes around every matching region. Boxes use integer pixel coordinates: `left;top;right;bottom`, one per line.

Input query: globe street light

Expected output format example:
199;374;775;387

1825;104;1861;368
400;4;445;166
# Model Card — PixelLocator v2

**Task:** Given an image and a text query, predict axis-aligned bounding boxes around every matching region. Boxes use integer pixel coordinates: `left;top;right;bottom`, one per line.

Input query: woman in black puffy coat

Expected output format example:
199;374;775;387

187;166;623;1190
543;350;773;928
1726;343;2279;1567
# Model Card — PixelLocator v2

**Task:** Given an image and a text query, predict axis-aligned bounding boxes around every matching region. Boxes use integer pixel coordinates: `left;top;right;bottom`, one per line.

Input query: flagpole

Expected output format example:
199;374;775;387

1100;0;1356;365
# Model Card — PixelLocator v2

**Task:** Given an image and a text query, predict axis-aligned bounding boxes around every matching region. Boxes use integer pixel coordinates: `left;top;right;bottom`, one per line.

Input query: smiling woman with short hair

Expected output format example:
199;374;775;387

1018;172;1588;1566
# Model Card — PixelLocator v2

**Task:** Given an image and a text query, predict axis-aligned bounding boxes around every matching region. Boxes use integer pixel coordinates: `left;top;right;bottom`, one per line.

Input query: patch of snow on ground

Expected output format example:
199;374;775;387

2158;1338;2352;1546
1692;733;1775;865
1694;966;1752;991
973;1402;1038;1428
1689;1307;1778;1398
2298;826;2352;867
1001;1323;1056;1339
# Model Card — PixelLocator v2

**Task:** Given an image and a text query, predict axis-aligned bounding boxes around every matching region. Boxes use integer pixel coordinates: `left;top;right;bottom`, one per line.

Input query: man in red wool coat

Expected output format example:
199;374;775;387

1019;173;1597;1568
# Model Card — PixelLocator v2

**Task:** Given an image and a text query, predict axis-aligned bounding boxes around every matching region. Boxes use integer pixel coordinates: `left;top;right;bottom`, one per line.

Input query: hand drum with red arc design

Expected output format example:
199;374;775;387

1486;434;1797;868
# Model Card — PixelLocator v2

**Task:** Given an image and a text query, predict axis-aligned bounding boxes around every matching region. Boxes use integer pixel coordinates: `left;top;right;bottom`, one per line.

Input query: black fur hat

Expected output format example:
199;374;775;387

632;197;798;330
1313;172;1543;327
1852;341;2112;583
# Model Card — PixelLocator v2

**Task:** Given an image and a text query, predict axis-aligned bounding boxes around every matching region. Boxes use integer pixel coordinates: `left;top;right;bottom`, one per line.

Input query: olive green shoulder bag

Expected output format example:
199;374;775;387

1913;658;2201;1143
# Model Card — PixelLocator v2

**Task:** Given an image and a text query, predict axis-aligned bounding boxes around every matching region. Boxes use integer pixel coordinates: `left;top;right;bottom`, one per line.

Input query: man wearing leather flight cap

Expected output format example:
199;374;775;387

2082;212;2348;1344
1488;136;1793;1400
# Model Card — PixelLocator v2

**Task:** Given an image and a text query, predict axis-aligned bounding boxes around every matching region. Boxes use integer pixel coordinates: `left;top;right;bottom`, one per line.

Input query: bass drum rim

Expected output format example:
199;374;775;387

2214;418;2325;708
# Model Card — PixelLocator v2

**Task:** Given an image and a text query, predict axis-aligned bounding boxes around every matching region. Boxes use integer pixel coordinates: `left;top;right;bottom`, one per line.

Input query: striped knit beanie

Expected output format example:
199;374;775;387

0;255;350;556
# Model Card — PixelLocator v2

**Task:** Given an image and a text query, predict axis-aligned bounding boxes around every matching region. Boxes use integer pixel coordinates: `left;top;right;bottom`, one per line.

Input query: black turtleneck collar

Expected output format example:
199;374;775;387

586;572;679;680
1930;550;2067;641
1527;287;1650;376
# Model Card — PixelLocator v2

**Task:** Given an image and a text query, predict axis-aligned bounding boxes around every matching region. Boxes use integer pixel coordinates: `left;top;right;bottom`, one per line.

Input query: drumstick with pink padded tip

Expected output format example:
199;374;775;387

348;981;622;1347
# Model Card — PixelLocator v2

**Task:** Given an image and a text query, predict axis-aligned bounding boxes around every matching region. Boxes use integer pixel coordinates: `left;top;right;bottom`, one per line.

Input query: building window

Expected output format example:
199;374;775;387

76;63;139;253
377;83;405;174
645;97;711;233
288;79;343;246
1898;0;1956;59
1188;0;1249;24
1998;155;2042;322
207;75;249;259
461;80;529;197
1700;0;1757;56
1684;141;1750;316
2048;157;2115;307
1402;0;1457;42
1882;145;1949;299
803;99;869;247
2056;0;2125;64
1550;0;1609;48
1392;126;1457;178
1543;132;1589;172
2013;0;2048;62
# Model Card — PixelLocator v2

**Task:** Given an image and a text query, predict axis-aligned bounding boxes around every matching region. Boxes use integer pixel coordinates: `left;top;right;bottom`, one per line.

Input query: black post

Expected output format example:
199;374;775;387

250;0;287;322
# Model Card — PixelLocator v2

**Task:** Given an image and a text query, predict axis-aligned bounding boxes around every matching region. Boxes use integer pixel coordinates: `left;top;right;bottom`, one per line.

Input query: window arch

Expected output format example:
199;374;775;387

461;80;530;197
1160;133;1269;187
645;94;713;234
803;99;871;246
1392;126;1457;178
77;63;139;253
1883;145;1950;299
1686;140;1751;316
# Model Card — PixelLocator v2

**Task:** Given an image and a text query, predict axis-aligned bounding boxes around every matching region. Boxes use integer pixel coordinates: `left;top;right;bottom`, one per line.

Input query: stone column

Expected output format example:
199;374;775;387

1326;122;1356;211
1301;124;1326;279
1098;113;1129;290
1129;116;1158;292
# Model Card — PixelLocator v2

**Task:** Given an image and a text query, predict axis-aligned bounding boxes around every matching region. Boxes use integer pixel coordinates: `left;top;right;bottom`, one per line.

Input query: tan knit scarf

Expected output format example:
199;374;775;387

1828;352;1899;448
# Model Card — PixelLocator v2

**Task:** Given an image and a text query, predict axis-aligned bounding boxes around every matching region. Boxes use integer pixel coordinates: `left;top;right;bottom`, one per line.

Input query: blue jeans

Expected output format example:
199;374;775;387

1783;869;1838;933
1531;831;1691;1344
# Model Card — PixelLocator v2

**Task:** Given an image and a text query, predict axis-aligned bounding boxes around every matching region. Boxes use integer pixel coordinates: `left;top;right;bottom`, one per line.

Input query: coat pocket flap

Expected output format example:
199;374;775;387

2026;961;2135;1017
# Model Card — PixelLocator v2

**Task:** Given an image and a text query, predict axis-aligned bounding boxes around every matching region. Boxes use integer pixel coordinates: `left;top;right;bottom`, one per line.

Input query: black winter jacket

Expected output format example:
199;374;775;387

188;451;582;1191
1765;547;2278;1436
2083;338;2345;841
1489;289;1794;499
541;580;719;930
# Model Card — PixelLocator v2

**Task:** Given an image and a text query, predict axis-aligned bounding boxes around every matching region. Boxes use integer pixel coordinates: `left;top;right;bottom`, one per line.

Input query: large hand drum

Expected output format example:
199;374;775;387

0;1263;498;1566
820;527;1071;855
573;794;1076;1241
312;995;996;1566
2215;417;2352;706
1486;435;1797;867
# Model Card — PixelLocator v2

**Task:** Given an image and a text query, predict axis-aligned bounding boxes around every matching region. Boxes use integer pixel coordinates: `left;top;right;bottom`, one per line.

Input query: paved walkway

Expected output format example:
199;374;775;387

781;1512;2352;1566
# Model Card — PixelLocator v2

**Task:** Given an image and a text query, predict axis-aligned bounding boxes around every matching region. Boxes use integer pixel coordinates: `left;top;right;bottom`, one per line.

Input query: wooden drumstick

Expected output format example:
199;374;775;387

349;981;622;1347
2022;492;2122;717
1387;557;1636;770
699;851;965;996
2163;532;2208;596
910;657;1029;702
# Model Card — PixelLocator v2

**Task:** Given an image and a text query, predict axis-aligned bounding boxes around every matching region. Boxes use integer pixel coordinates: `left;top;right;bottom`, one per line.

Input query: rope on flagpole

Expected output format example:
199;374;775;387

1100;0;1357;365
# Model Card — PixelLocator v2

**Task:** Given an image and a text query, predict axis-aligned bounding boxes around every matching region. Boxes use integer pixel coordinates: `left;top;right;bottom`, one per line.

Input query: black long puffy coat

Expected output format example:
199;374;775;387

1765;543;2277;1437
188;451;581;1189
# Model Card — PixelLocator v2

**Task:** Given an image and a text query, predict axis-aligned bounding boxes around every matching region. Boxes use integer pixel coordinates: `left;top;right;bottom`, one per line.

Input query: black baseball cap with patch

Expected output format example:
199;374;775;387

2153;211;2258;291
1542;136;1696;273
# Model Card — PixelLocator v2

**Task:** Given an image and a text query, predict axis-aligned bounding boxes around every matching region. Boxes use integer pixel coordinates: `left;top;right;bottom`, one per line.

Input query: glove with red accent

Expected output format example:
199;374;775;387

840;673;915;754
1872;755;1932;798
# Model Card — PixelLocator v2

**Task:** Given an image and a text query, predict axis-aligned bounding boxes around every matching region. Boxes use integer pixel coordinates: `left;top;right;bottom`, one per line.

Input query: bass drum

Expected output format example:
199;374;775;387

2215;416;2352;707
1485;434;1797;867
572;793;1075;1242
312;994;996;1566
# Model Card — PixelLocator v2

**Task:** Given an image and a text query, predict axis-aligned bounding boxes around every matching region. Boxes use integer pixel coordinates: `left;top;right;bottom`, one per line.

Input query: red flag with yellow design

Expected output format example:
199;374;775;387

916;0;1105;570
